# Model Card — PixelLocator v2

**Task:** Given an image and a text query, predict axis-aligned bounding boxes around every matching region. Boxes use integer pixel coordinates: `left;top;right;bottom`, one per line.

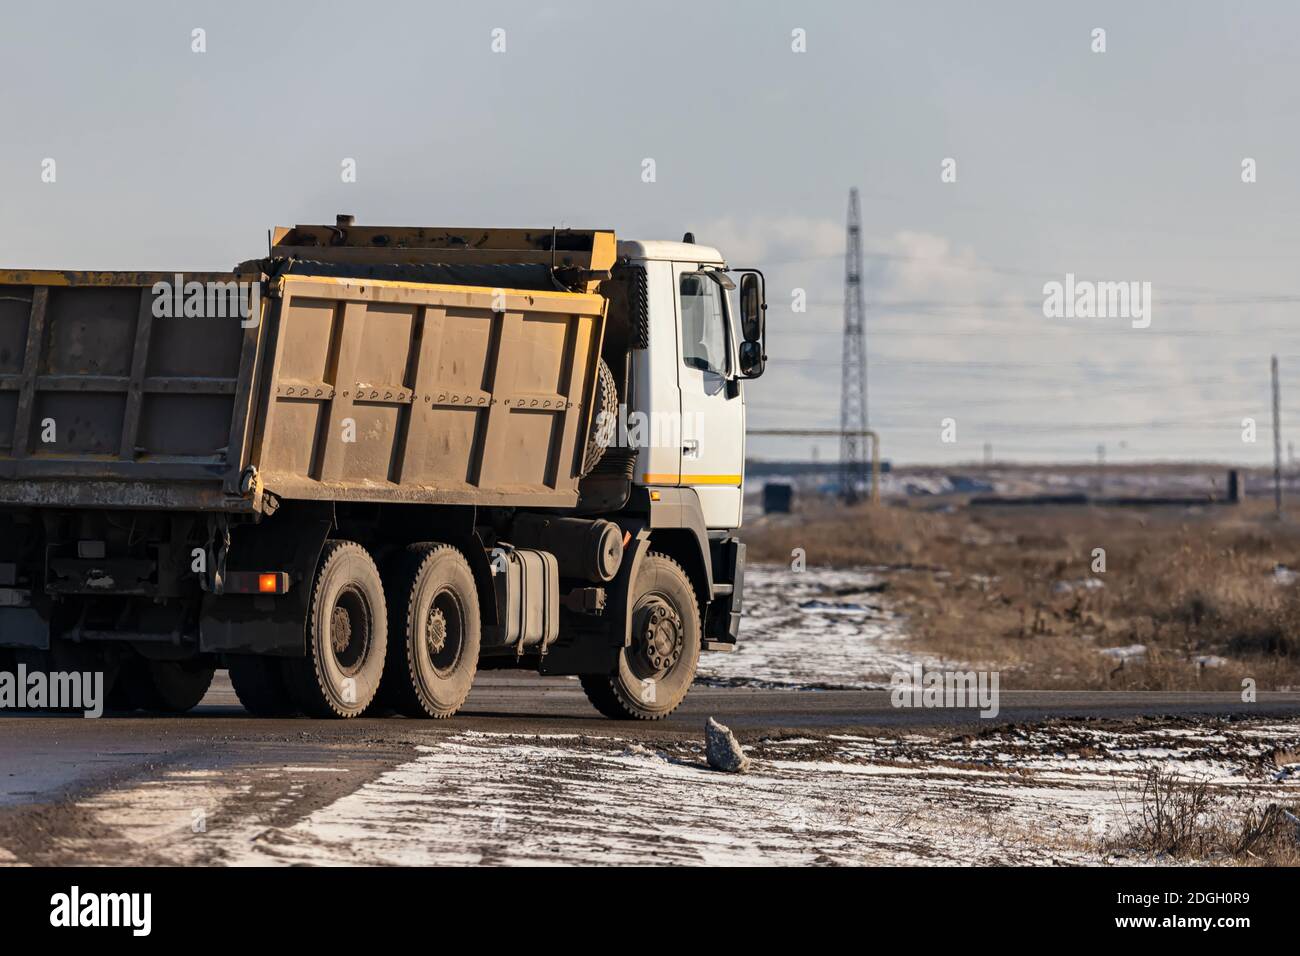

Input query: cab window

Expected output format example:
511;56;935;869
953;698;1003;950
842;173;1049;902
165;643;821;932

679;272;730;376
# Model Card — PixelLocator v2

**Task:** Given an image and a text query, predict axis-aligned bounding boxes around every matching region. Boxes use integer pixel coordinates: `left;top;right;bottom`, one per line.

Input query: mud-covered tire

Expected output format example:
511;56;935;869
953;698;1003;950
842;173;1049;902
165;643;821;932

282;540;387;718
381;544;480;718
581;358;618;477
114;659;215;714
228;655;299;717
577;673;626;720
580;553;700;720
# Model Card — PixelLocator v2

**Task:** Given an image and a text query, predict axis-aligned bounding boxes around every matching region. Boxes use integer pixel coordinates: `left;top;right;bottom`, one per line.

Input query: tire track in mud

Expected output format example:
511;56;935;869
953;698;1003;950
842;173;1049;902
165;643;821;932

0;742;413;866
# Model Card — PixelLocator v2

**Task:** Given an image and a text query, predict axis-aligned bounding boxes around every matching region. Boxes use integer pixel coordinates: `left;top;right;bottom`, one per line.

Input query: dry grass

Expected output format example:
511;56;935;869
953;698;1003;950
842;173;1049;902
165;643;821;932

1109;769;1300;864
745;497;1300;690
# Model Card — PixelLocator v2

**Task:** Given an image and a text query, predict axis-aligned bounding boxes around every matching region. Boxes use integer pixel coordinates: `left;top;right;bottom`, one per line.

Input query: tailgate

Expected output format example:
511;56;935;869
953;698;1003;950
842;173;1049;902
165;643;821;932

0;271;263;510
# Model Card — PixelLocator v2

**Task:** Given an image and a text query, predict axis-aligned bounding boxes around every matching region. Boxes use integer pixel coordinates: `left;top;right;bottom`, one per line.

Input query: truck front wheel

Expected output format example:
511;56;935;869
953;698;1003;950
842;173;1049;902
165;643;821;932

282;540;388;718
580;553;700;720
381;544;480;718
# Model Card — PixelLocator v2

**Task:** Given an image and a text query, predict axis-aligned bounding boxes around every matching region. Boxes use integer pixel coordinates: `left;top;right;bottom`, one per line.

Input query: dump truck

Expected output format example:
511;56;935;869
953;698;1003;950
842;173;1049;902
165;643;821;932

0;218;767;719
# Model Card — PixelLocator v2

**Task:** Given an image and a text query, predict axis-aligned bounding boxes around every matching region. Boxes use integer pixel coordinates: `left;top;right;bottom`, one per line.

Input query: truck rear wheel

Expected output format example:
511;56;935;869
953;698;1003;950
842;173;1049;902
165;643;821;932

580;553;700;720
228;655;298;717
114;658;215;714
282;540;388;718
381;544;480;718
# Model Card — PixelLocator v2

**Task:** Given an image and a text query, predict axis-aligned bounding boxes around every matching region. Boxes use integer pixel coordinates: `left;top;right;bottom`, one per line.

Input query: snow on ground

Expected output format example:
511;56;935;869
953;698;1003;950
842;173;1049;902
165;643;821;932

70;721;1299;867
695;564;944;689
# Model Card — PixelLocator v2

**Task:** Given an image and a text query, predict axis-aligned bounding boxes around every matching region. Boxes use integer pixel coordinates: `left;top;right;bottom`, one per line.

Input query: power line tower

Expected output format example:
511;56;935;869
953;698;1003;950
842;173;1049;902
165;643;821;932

1273;355;1283;518
839;187;869;503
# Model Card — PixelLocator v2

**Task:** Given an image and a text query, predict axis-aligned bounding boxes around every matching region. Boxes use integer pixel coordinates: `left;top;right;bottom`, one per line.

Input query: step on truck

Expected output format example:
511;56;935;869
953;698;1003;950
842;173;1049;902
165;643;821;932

0;218;767;718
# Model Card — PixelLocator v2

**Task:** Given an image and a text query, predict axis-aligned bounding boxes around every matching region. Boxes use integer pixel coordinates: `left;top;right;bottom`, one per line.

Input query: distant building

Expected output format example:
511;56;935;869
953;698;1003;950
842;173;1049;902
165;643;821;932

763;483;793;514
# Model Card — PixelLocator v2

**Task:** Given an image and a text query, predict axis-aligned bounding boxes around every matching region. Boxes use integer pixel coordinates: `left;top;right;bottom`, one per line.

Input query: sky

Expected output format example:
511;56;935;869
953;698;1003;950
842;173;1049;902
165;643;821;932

2;0;1298;464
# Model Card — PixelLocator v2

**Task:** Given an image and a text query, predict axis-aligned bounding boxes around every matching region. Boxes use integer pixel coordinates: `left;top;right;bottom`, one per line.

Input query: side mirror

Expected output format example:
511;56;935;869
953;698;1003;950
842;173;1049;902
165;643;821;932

739;340;765;378
739;273;764;342
737;271;766;379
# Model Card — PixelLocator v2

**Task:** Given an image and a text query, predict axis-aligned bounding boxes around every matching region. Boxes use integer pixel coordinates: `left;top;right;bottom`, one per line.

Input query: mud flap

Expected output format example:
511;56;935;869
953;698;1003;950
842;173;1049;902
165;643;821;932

539;523;649;676
199;504;332;656
705;537;745;646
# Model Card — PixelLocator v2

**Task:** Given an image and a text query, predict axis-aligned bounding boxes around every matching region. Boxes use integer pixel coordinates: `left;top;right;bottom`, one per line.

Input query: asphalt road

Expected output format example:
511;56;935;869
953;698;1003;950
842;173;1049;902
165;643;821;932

3;671;1300;809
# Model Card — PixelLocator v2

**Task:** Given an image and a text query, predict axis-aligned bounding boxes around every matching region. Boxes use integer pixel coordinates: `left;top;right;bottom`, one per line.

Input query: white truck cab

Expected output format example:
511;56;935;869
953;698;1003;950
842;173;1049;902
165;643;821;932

617;238;764;531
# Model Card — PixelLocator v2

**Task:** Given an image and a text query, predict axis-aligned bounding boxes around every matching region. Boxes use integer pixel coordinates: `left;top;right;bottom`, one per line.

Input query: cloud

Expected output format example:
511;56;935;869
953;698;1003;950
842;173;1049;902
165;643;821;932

722;216;1279;464
695;214;845;265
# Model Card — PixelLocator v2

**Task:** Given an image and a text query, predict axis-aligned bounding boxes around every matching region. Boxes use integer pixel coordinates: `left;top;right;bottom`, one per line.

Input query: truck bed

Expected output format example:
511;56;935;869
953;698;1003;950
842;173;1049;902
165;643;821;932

0;265;607;512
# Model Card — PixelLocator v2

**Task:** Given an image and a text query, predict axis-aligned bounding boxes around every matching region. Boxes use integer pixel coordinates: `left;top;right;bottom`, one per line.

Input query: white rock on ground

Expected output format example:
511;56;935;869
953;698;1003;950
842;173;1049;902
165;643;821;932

705;717;750;773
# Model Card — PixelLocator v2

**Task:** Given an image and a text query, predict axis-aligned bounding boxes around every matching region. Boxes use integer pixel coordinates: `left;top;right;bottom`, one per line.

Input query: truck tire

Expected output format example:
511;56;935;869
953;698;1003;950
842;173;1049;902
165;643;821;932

579;553;700;720
381;544;480;718
105;655;151;712
114;658;215;714
580;358;618;477
228;656;298;717
282;540;388;718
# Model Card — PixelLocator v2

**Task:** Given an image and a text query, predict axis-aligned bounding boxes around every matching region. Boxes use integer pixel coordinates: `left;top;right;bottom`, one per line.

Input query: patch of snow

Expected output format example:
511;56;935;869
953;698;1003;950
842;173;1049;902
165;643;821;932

1053;578;1106;595
797;599;877;615
695;564;950;689
1099;644;1147;661
281;767;349;773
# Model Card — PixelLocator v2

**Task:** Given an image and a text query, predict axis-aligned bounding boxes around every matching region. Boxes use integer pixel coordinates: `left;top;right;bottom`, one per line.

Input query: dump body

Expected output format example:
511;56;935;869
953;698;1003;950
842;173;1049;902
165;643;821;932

0;268;606;512
0;270;258;510
252;274;605;508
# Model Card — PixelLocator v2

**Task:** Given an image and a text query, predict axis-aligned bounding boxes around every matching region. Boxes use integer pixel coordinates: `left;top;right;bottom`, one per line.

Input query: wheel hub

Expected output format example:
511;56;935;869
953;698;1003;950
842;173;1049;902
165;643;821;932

426;607;448;655
638;600;683;672
331;606;352;654
328;586;372;675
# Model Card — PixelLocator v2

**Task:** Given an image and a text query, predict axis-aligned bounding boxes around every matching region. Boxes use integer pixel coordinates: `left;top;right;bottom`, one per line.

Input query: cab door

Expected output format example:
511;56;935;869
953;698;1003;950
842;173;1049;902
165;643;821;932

672;263;744;529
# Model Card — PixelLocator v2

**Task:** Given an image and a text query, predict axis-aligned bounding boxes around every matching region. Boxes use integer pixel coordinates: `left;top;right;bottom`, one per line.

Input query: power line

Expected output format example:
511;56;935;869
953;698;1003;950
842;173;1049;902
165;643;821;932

760;251;1300;302
775;357;1272;370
